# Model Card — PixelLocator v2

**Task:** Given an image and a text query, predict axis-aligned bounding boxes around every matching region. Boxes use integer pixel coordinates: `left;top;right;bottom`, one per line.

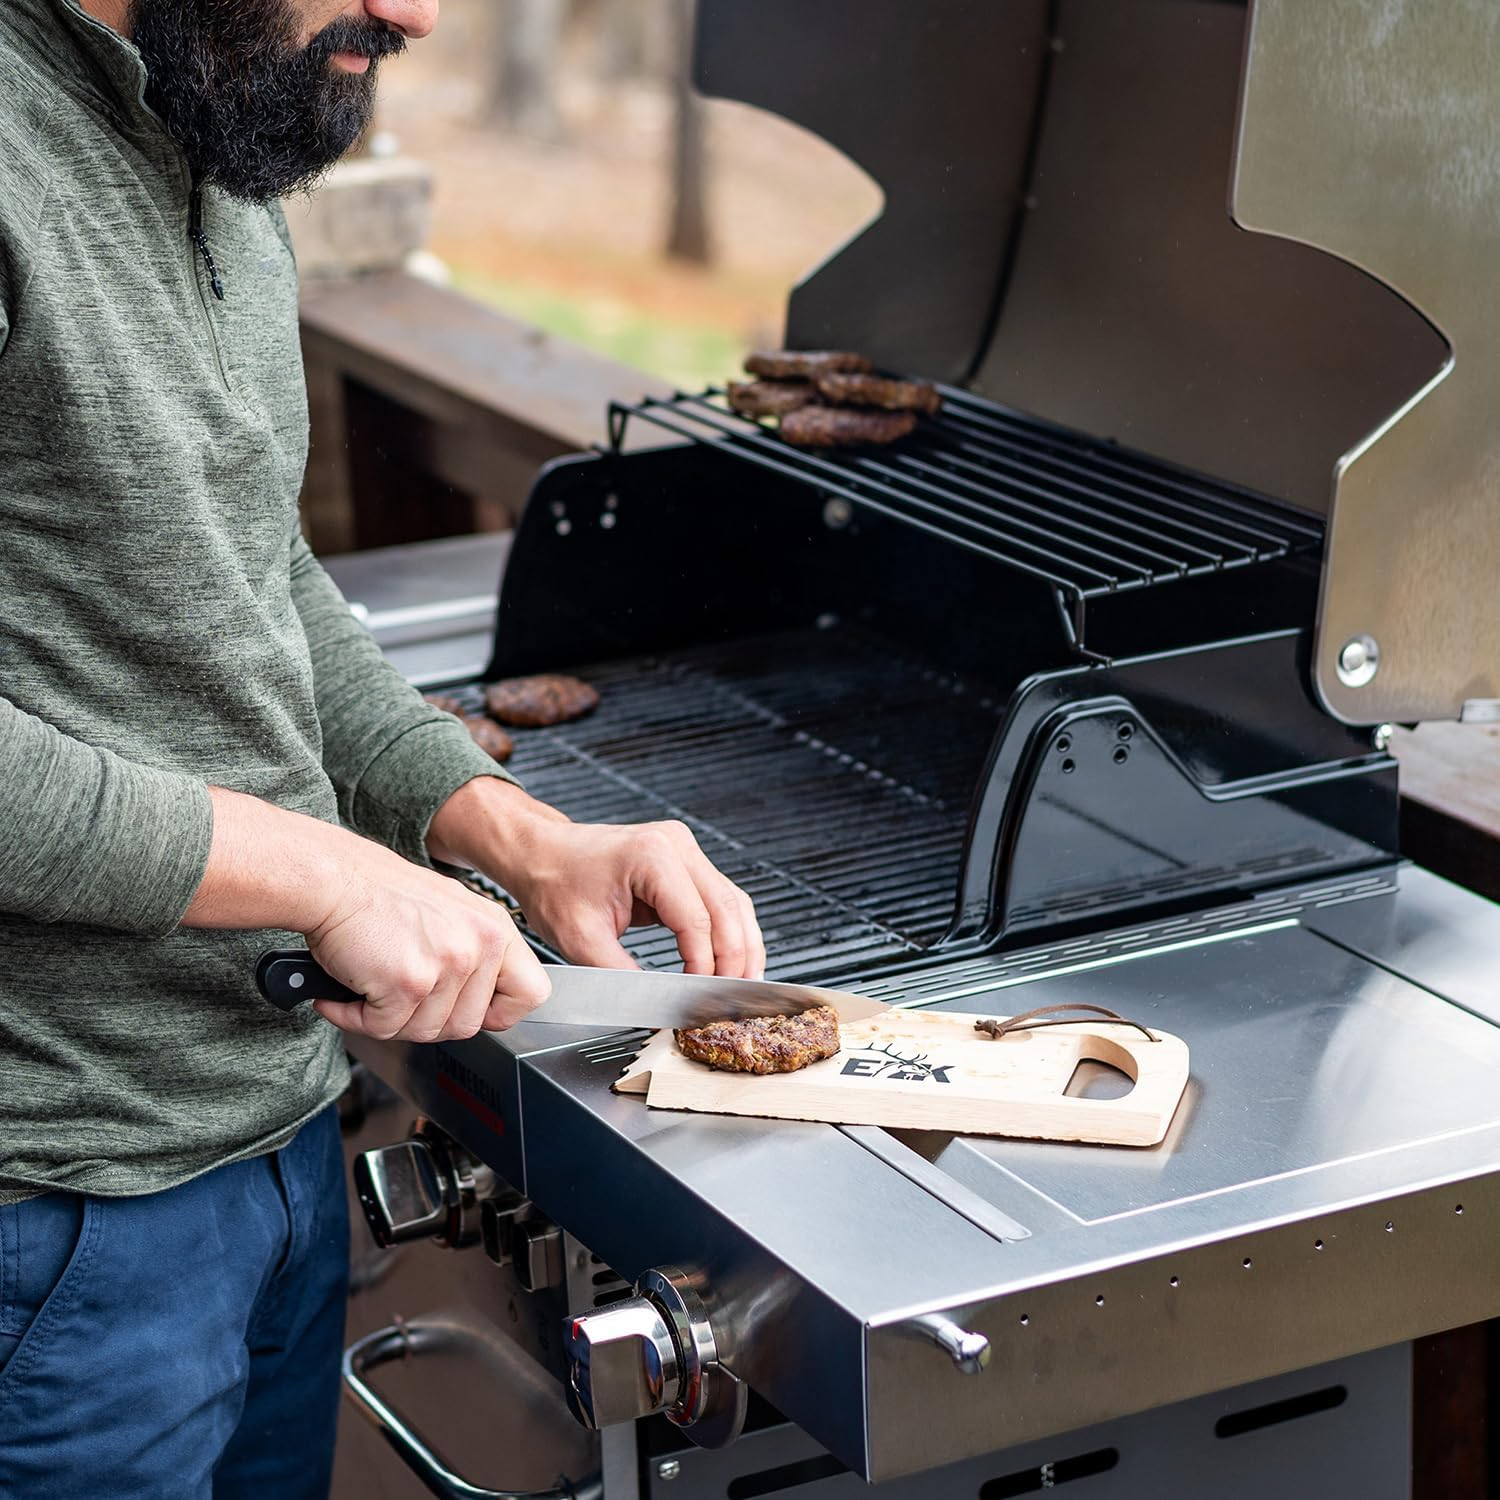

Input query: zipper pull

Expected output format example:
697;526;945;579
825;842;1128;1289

188;187;225;302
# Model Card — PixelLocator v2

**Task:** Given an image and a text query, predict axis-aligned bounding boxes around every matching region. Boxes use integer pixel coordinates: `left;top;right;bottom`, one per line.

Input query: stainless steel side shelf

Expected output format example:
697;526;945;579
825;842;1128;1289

350;864;1500;1482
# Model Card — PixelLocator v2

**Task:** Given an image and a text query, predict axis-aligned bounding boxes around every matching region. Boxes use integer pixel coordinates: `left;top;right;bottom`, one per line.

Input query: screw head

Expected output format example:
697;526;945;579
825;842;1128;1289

1372;723;1393;752
822;497;854;530
657;1458;682;1481
1336;634;1380;688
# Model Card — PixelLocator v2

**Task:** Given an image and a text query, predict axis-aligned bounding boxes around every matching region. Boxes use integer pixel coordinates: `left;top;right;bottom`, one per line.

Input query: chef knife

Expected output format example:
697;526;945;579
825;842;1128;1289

255;949;888;1029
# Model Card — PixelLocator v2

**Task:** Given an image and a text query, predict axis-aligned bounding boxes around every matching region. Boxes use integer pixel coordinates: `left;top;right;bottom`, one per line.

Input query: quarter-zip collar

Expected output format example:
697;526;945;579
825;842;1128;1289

5;0;165;142
5;1;239;300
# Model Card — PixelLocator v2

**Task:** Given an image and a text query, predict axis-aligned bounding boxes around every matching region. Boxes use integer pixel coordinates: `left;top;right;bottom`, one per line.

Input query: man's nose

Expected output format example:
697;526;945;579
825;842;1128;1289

363;0;438;40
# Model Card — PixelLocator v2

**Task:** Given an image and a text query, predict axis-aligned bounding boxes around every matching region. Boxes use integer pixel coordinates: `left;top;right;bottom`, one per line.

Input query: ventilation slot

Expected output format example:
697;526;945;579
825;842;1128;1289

725;1454;850;1497
1215;1384;1347;1439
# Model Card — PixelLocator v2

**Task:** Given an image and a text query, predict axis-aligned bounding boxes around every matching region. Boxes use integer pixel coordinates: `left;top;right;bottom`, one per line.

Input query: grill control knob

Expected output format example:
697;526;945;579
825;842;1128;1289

354;1137;446;1248
353;1122;495;1250
563;1266;747;1448
564;1298;682;1429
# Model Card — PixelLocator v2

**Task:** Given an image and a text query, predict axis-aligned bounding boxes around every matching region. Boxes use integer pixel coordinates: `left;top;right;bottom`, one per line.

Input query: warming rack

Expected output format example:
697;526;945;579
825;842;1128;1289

608;386;1323;649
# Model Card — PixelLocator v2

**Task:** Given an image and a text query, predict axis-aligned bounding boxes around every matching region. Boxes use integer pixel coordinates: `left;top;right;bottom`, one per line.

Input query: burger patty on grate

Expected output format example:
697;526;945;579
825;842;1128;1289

463;715;515;762
726;378;819;417
484;673;600;727
779;405;918;448
814;371;942;414
675;1005;841;1074
744;349;873;380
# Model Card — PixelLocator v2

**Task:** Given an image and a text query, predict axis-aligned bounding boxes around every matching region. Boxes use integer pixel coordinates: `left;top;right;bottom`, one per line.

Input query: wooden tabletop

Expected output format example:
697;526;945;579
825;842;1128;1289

300;270;670;456
1393;723;1500;898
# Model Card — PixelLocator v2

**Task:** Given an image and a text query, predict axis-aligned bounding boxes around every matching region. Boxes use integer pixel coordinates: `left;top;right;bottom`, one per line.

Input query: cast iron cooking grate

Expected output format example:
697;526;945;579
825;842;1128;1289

454;624;1000;980
608;384;1323;651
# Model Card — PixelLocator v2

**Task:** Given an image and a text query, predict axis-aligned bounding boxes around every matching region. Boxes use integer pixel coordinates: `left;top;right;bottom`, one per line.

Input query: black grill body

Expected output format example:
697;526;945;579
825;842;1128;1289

479;392;1394;981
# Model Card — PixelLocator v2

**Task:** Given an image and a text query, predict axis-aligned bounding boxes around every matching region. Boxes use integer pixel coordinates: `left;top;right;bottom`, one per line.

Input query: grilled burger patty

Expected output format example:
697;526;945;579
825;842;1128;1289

463;715;515;762
744;349;873;380
726;378;818;418
423;692;465;716
814;371;942;414
780;405;918;448
675;1005;841;1074
484;673;601;727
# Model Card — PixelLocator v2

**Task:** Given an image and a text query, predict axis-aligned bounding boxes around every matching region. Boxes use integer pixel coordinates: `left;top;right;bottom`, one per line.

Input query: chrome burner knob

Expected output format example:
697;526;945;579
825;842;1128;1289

353;1122;494;1250
564;1298;682;1429
563;1266;748;1447
354;1137;446;1248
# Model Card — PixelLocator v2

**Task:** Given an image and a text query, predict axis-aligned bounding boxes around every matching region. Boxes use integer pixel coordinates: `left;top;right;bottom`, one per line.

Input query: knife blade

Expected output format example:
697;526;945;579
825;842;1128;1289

255;949;887;1029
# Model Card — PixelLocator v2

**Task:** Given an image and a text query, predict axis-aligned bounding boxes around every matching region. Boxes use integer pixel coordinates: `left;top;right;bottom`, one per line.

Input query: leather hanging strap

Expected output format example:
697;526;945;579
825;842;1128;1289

974;1002;1159;1044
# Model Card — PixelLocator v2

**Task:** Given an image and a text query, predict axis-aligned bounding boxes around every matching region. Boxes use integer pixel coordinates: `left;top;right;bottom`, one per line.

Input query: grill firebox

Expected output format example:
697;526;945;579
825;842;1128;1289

477;376;1387;969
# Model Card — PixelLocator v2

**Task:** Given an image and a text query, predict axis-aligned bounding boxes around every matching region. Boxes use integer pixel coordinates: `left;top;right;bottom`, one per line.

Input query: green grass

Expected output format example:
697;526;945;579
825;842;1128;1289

450;266;746;391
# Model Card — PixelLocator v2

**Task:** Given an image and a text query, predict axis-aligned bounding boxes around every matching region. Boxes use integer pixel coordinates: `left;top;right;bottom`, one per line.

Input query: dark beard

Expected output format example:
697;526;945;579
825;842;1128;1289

128;0;407;202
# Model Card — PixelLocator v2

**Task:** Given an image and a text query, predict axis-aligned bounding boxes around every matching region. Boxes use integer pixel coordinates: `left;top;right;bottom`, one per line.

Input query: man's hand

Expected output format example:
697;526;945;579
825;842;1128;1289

428;780;766;979
302;846;550;1041
184;787;552;1041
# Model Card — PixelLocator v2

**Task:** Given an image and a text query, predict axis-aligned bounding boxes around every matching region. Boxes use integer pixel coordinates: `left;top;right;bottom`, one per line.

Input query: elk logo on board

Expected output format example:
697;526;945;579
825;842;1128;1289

841;1041;954;1084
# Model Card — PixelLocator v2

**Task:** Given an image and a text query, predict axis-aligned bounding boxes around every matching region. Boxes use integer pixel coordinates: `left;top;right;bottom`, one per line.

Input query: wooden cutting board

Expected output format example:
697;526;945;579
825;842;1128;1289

616;1008;1189;1147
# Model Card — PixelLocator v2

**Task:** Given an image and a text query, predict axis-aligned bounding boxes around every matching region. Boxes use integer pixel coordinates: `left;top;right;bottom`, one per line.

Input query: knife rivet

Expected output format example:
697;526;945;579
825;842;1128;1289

288;972;305;989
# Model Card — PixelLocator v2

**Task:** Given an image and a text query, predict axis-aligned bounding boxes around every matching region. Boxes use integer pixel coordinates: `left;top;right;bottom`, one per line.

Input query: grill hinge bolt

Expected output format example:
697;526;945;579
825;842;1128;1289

1372;723;1394;752
1336;634;1380;688
656;1459;682;1482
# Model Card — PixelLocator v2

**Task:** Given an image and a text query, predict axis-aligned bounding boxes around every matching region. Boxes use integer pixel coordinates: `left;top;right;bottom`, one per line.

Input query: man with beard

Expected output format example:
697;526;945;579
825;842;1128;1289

0;2;765;1493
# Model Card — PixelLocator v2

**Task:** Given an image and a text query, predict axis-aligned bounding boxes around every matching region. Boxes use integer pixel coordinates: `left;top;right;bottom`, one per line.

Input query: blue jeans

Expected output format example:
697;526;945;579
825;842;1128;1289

0;1105;349;1499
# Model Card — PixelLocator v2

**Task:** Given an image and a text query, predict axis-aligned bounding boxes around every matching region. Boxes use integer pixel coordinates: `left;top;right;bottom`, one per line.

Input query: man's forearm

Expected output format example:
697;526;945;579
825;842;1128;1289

426;776;567;876
181;788;552;1041
181;786;351;932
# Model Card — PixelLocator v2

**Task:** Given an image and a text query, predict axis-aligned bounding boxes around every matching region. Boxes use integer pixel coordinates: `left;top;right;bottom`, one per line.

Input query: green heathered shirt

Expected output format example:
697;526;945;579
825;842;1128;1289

0;0;514;1202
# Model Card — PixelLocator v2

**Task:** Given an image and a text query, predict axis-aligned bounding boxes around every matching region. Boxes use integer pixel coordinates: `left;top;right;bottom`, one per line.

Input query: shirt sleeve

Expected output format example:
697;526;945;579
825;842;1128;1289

288;531;518;867
0;696;213;934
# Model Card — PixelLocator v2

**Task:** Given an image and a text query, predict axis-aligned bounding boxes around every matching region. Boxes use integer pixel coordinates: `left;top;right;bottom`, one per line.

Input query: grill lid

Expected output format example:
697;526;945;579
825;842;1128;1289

695;0;1499;724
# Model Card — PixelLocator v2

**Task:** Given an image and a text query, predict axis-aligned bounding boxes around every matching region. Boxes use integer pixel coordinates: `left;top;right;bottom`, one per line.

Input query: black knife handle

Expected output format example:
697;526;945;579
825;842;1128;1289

256;949;364;1011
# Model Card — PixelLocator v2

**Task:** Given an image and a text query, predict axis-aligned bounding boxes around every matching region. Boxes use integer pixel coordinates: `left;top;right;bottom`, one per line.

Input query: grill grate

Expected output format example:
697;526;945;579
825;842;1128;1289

608;385;1322;646
457;625;999;981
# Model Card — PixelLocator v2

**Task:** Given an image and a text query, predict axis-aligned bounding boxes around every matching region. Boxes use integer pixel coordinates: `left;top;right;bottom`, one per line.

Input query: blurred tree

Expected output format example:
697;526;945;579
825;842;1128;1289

484;0;571;143
586;0;672;81
665;0;710;264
